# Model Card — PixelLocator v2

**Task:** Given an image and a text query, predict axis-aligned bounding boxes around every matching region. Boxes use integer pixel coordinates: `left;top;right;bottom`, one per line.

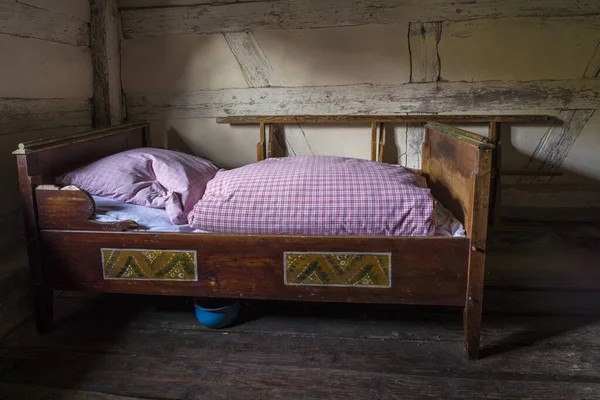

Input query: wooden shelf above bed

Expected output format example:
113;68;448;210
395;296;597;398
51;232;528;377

216;114;557;125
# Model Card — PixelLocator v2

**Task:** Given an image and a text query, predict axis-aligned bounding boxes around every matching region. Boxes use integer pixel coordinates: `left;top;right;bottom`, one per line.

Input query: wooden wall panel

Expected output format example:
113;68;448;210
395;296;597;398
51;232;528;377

0;35;92;98
121;0;600;38
0;1;88;46
121;35;246;93
0;0;92;254
254;25;410;87
440;17;600;81
117;2;600;216
1;99;92;135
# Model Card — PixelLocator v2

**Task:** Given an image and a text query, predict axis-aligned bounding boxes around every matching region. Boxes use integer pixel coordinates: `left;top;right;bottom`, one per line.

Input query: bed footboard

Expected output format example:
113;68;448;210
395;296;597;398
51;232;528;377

422;122;494;359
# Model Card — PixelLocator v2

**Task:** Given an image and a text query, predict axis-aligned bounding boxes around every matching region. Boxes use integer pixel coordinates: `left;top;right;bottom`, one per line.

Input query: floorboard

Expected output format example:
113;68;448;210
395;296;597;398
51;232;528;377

1;223;600;399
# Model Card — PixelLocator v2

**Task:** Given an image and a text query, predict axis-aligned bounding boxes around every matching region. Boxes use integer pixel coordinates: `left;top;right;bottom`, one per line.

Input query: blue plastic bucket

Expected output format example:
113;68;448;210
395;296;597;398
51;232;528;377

193;298;241;329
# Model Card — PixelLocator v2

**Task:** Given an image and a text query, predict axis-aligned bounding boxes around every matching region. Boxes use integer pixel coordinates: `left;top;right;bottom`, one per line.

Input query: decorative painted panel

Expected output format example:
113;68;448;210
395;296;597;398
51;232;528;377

284;252;391;288
101;248;197;281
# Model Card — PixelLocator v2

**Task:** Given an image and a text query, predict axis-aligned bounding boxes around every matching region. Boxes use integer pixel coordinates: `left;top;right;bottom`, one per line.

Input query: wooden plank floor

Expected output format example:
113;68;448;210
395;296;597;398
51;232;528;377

1;222;599;399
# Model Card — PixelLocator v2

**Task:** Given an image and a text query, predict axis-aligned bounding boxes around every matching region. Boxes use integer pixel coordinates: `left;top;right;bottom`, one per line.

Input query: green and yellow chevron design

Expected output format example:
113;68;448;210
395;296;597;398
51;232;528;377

101;249;197;281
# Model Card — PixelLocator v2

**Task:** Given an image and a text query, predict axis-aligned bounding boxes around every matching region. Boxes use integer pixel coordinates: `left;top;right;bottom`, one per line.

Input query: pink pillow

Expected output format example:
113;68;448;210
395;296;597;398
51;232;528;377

188;155;436;236
57;147;220;224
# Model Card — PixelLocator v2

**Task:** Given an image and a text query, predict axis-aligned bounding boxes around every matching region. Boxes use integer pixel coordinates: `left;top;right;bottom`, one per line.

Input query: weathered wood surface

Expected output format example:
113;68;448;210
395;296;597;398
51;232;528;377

121;0;600;38
91;0;124;128
523;109;595;182
217;114;554;124
464;144;492;359
584;40;600;79
405;123;425;169
17;0;90;21
224;32;276;88
405;21;442;168
0;251;29;340
0;382;145;400
13;121;147;154
4;292;600;399
223;31;315;156
0;1;89;46
17;125;147;179
267;123;286;158
4;346;599;400
128;79;600;119
119;0;259;8
409;22;441;83
502;184;600;209
0;98;91;135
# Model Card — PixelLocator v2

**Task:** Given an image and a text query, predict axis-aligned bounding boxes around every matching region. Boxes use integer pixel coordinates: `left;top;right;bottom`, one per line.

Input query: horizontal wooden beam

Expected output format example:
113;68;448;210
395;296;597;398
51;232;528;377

1;98;92;135
500;170;563;177
502;184;600;208
121;0;600;39
0;1;89;47
216;115;555;125
119;0;260;9
127;79;600;120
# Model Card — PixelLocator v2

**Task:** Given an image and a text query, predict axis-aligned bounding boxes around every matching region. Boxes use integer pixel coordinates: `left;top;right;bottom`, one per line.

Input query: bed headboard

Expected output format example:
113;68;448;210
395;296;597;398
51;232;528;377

13;121;149;183
422;122;493;247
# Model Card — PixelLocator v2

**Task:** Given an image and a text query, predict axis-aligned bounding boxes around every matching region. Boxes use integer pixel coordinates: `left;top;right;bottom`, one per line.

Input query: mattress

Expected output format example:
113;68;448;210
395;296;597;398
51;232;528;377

91;195;466;237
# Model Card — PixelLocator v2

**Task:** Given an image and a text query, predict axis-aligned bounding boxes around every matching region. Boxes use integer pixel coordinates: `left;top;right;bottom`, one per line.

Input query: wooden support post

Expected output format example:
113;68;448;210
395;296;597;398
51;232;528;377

378;123;385;162
371;121;378;161
463;148;493;360
267;123;286;158
16;156;53;333
257;122;266;161
488;122;501;226
91;0;124;128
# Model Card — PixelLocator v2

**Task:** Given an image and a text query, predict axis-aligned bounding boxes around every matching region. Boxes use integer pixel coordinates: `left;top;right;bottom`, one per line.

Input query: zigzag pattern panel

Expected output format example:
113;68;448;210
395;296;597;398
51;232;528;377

101;248;197;281
284;252;391;288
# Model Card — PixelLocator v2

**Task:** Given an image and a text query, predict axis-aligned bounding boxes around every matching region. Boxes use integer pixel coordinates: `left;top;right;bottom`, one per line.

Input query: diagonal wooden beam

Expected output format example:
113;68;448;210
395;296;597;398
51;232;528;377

224;32;276;88
584;40;600;79
522;38;599;183
525;109;595;181
224;31;314;156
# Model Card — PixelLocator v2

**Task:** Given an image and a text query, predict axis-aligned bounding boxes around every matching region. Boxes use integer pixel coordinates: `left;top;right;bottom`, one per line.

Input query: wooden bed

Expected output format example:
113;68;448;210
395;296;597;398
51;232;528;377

13;116;544;359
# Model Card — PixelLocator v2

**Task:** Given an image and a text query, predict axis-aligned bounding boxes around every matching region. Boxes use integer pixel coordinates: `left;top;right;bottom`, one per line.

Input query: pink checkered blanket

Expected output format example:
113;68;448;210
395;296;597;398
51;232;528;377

188;155;437;236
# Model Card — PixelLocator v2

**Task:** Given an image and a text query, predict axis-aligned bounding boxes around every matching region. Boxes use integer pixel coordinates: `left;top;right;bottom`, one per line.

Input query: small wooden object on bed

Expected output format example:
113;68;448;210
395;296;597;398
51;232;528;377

14;116;543;359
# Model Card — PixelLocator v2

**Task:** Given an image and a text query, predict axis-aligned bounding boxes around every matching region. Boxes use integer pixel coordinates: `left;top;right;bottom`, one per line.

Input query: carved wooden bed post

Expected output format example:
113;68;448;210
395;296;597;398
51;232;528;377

463;143;493;359
15;156;54;333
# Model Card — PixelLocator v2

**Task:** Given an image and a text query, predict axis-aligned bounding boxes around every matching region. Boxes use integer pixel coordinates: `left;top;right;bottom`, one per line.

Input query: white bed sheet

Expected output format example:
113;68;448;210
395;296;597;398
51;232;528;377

91;196;466;237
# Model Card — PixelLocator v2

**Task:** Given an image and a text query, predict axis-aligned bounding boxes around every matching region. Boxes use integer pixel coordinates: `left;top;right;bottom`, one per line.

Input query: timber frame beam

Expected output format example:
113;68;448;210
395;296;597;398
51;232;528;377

217;115;556;125
91;0;124;128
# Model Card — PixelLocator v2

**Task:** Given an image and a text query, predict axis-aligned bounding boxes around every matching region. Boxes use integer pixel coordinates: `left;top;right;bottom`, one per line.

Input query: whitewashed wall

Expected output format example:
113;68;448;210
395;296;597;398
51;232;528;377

119;1;600;211
0;0;92;250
